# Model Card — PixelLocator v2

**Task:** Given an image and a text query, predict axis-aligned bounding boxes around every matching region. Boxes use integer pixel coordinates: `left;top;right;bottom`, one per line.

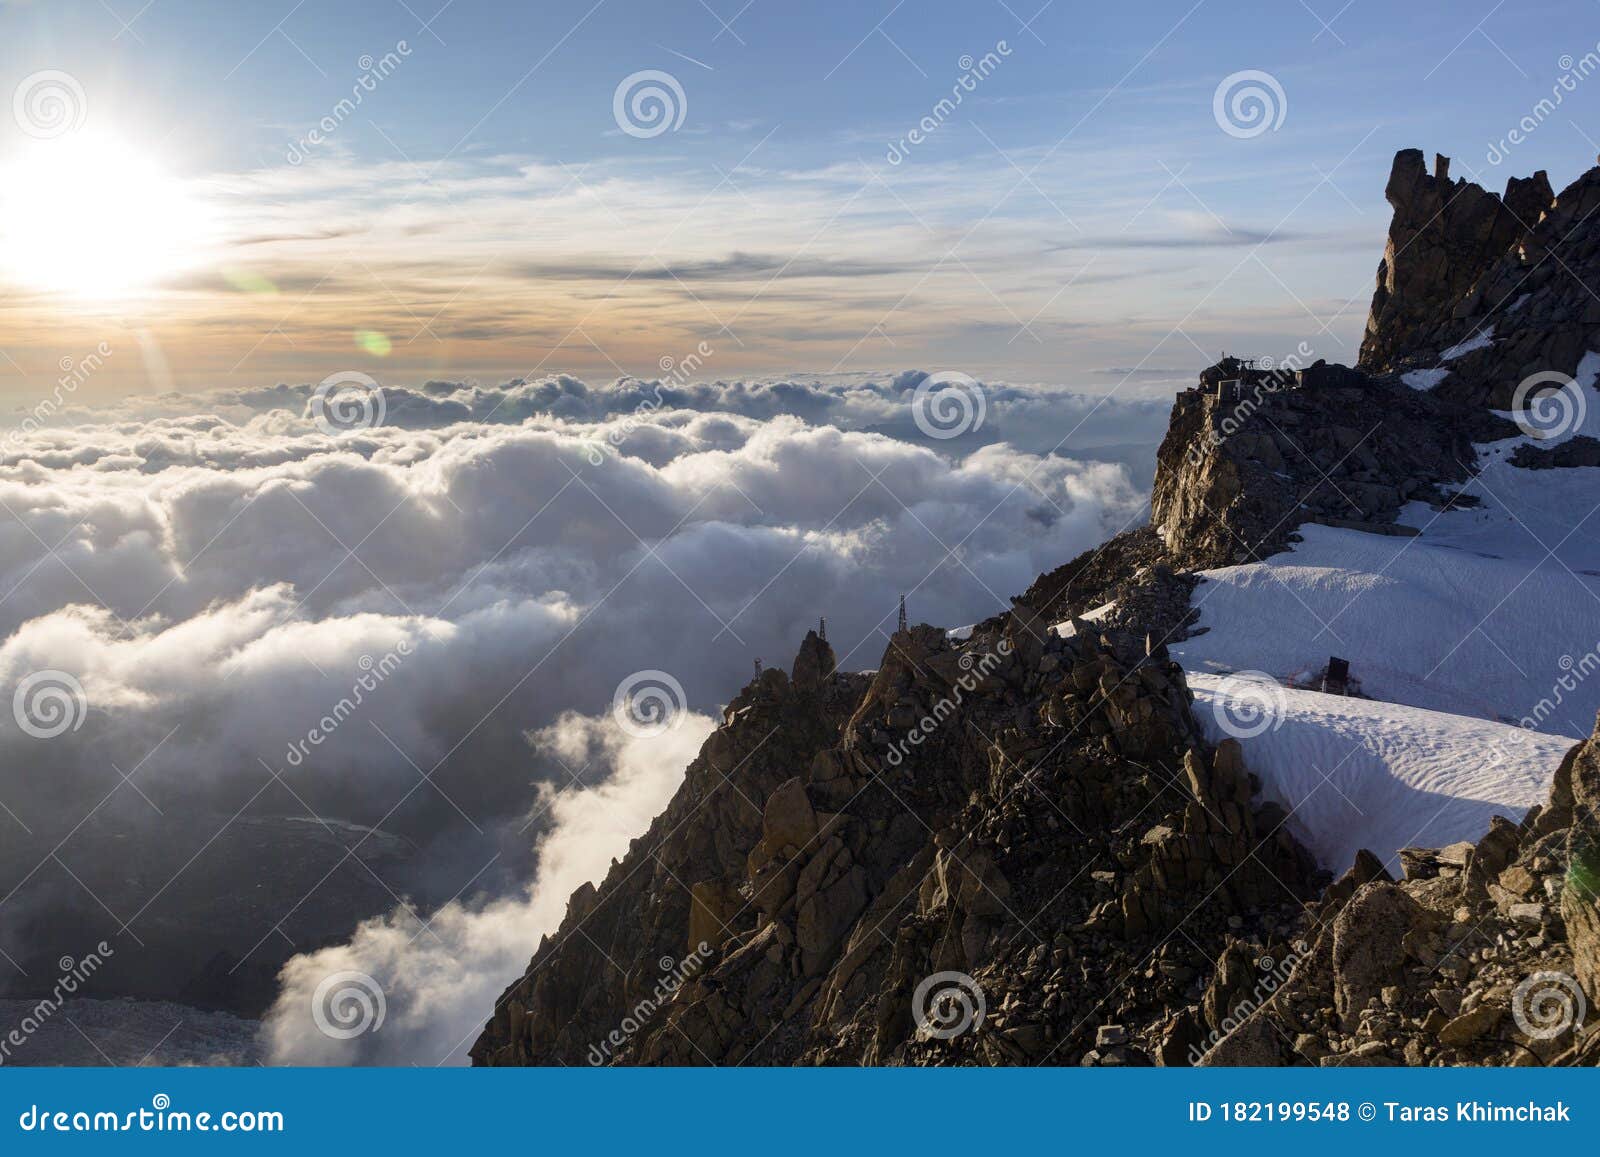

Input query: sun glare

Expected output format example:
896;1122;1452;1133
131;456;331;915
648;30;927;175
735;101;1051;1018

0;130;212;298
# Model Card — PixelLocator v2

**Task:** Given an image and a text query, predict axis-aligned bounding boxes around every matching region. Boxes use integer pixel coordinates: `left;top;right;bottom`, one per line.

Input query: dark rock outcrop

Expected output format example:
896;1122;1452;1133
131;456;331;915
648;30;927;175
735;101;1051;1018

1149;359;1508;570
1511;435;1600;470
1360;149;1551;372
1010;525;1168;627
1361;148;1600;413
473;619;1321;1066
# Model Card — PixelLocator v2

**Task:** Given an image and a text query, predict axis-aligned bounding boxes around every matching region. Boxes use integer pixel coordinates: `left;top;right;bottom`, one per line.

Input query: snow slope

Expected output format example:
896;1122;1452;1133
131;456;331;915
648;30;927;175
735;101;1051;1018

1188;673;1572;874
1172;429;1600;736
1169;369;1600;870
1170;520;1600;731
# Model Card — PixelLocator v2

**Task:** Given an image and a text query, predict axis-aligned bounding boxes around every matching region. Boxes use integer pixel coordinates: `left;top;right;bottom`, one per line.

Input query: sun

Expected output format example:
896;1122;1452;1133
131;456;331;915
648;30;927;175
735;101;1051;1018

0;129;212;298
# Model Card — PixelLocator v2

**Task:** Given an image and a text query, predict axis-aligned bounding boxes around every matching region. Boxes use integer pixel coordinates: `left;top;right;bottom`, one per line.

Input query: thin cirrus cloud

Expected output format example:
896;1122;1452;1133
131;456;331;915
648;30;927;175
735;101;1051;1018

0;140;1372;395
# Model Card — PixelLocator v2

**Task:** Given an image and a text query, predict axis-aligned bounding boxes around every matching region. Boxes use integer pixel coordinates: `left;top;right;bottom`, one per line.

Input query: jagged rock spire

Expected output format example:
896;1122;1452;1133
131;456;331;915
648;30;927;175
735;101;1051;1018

1360;146;1552;372
790;628;836;690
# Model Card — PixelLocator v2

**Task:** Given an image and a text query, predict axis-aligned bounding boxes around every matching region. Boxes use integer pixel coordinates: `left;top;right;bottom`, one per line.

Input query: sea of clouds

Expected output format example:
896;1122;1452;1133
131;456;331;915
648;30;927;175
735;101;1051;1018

0;370;1165;1064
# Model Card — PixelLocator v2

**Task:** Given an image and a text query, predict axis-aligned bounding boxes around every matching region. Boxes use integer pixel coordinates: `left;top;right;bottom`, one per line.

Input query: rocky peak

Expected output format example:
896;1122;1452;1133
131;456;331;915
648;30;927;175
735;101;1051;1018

790;628;837;691
1360;148;1552;372
473;605;1322;1066
1356;146;1600;415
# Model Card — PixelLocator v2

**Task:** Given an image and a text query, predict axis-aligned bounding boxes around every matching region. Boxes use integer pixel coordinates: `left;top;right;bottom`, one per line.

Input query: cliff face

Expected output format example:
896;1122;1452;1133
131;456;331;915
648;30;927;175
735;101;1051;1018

1360;147;1600;412
1360;148;1552;373
472;148;1600;1067
1147;360;1505;571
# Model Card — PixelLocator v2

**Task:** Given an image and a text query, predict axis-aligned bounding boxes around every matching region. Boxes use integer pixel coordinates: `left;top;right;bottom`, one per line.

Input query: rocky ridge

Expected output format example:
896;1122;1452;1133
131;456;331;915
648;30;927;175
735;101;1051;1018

1361;148;1600;410
1148;357;1506;569
473;615;1321;1065
472;148;1600;1066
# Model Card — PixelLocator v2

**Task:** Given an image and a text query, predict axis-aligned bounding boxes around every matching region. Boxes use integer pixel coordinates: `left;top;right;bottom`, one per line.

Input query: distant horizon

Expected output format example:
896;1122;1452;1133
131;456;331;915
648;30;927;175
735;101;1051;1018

7;1;1600;401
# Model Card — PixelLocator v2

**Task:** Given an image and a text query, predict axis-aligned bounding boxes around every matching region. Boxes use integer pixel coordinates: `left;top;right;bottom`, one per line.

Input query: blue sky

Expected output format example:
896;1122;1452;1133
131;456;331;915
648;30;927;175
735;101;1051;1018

4;0;1600;397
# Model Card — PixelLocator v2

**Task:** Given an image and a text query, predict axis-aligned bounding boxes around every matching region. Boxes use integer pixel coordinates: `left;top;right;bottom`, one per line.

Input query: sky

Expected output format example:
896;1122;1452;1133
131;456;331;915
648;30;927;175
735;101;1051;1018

4;1;1600;401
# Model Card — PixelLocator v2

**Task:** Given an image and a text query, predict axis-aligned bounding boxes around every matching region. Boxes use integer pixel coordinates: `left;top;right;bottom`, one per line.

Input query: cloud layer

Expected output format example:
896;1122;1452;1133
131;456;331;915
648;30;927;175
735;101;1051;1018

0;376;1150;1060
